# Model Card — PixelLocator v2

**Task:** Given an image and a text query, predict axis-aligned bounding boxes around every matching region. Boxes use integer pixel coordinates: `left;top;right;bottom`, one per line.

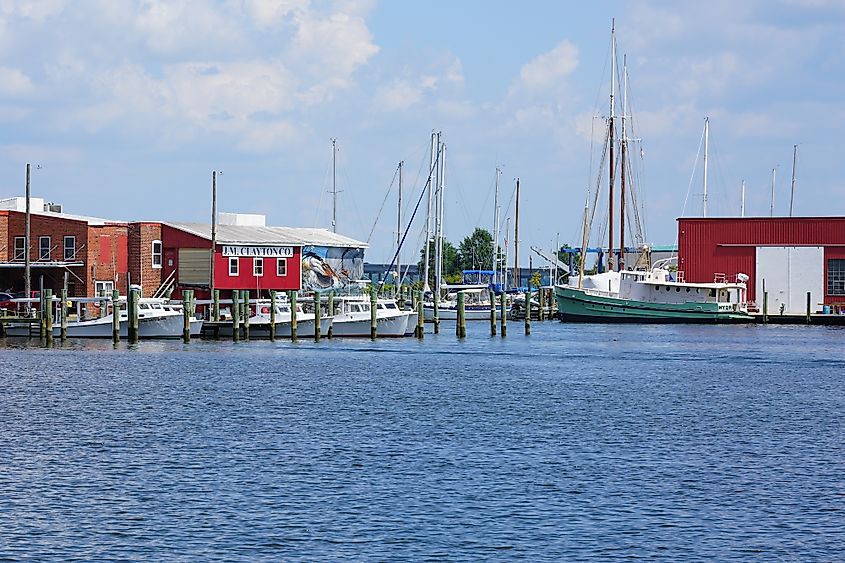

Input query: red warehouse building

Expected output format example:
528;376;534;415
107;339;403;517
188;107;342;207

678;216;845;314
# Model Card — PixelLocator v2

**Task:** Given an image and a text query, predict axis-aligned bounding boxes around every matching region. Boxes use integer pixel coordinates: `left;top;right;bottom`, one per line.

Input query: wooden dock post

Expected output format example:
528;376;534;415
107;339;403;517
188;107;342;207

806;291;812;325
489;290;497;336
416;292;424;339
539;288;545;321
370;285;378;340
500;292;507;337
213;289;220;322
327;291;334;338
289;291;297;341
524;289;531;335
182;290;192;343
232;290;240;341
456;291;466;338
112;289;120;343
128;288;139;342
241;291;250;340
38;291;46;338
433;291;440;334
269;290;277;341
60;288;68;340
763;291;768;324
313;292;321;342
44;289;53;343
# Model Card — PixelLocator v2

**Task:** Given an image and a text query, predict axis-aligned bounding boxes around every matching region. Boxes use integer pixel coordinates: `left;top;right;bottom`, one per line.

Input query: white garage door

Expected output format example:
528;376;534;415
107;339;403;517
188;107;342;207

756;246;823;315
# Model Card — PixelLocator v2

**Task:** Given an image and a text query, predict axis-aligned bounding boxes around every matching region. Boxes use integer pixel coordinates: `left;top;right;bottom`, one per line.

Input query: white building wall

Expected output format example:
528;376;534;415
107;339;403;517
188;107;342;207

756;246;824;315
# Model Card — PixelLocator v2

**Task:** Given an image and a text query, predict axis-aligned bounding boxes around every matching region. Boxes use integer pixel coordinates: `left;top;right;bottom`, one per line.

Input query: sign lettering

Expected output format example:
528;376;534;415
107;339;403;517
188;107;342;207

222;246;294;258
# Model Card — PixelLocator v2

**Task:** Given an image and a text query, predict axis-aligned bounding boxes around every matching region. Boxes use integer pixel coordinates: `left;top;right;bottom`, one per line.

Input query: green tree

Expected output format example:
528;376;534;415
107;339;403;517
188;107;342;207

458;228;495;271
417;240;459;287
529;270;542;288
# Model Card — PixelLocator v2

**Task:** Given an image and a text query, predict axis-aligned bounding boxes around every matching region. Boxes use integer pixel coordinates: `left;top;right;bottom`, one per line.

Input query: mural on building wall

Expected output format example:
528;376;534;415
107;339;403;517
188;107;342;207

301;246;364;290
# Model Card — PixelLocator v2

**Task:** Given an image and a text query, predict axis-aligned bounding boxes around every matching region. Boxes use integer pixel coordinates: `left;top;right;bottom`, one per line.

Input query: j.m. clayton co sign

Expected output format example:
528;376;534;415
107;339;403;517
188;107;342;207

221;245;294;258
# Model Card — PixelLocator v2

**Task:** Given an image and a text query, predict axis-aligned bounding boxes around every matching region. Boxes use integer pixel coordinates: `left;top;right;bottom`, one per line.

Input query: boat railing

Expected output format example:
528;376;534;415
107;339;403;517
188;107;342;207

714;273;727;284
676;270;686;283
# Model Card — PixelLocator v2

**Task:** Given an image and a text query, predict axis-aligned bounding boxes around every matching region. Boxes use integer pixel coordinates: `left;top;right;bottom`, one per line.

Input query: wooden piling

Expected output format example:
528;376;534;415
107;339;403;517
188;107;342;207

112;289;120;343
489;289;497;336
433;291;440;334
60;288;67;340
763;291;768;324
39;291;46;338
539;288;545;321
269;290;277;341
806;291;812;325
128;288;139;342
524;289;531;335
327;291;334;338
313;292;321;342
500;292;507;337
416;291;424;339
456;291;466;338
213;289;220;322
370;286;377;340
289;291;298;341
44;289;53;343
182;290;192;343
242;291;250;340
232;291;240;341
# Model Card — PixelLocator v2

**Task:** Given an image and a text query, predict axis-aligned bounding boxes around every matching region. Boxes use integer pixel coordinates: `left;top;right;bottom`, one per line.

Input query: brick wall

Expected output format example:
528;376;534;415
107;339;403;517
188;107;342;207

86;224;130;297
0;213;8;262
128;222;163;297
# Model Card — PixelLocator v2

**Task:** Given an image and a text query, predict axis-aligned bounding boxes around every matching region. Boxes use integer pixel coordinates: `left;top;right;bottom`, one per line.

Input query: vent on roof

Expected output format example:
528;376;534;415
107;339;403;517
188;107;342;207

218;212;265;227
43;202;63;213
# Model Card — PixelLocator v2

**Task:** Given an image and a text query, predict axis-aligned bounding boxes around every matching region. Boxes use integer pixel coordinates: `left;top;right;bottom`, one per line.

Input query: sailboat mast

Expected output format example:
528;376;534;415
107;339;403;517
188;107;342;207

423;132;435;292
514;178;520;284
789;144;798;216
504;217;511;291
608;20;616;272
331;138;337;233
619;54;627;271
741;179;746;217
703;117;709;217
397;160;403;286
435;139;446;295
493;167;501;285
770;167;776;216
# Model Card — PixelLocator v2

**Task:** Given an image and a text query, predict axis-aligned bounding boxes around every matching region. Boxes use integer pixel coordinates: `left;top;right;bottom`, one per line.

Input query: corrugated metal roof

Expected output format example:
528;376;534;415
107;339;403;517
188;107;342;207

166;222;368;248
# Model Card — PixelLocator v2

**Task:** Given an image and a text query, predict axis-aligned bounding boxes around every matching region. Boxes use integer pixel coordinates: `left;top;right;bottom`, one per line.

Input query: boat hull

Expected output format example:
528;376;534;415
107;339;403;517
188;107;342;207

4;314;203;338
555;286;753;324
331;313;409;337
423;305;496;321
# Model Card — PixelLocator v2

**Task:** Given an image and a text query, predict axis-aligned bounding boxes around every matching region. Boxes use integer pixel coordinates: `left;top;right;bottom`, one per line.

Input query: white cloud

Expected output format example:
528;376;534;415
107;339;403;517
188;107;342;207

244;0;309;28
373;57;465;112
516;41;579;92
0;66;34;97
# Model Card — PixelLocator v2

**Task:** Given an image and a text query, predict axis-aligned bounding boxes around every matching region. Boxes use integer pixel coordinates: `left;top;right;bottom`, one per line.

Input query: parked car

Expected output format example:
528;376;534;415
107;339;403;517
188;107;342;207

0;292;14;310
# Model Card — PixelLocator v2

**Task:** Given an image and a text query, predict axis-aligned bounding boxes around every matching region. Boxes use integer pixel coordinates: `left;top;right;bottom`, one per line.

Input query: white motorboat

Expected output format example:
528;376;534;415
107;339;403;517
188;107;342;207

331;297;412;337
423;285;500;321
215;299;332;338
4;298;203;338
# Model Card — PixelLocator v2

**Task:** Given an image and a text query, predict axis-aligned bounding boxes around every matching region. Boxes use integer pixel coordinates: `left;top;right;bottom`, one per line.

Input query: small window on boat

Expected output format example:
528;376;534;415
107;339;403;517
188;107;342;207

686;288;691;292
676;287;681;292
709;289;716;297
665;287;670;292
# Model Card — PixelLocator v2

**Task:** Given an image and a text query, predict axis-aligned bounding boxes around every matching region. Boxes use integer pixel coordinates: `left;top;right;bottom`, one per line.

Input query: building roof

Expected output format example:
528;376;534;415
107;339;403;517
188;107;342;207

0;197;125;226
166;222;368;249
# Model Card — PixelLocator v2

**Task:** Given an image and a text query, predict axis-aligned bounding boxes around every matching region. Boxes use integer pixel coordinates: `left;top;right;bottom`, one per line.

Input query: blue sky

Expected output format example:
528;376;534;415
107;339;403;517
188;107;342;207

2;0;844;265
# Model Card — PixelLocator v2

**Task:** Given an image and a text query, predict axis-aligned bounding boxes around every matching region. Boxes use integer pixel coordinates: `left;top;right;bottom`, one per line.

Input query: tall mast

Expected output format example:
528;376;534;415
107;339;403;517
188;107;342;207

619;54;627;271
397;160;403;286
422;132;435;293
331;138;337;233
608;19;616;272
514;178;520;284
210;170;217;293
789;144;798;216
703;117;709;217
493;167;501;284
741;179;746;217
504;217;511;290
435;137;446;295
24;163;31;306
770;167;776;216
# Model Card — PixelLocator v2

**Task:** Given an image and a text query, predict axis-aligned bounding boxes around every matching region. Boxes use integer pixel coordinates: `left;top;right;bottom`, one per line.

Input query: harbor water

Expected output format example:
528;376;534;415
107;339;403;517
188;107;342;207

1;322;843;560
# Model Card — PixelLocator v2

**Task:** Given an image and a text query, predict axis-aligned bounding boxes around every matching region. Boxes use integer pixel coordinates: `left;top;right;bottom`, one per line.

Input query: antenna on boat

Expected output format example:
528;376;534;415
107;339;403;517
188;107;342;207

741;179;746;217
789;144;798;216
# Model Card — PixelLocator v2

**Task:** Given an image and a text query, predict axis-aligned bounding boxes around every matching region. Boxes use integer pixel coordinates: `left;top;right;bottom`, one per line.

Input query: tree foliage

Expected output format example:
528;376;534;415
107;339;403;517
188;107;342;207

457;228;494;272
417;240;459;287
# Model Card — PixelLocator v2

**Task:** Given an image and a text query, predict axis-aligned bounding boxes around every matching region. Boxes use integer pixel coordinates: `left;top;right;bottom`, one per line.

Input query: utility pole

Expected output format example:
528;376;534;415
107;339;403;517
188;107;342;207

789;144;798;217
770;167;776;217
24;163;31;310
741;180;746;218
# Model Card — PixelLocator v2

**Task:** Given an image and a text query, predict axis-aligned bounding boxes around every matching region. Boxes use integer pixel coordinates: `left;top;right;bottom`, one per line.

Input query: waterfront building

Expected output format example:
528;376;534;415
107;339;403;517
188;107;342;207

678;216;845;314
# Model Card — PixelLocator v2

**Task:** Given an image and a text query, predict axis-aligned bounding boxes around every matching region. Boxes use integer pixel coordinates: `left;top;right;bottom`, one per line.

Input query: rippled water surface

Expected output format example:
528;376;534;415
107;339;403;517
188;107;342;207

1;322;844;560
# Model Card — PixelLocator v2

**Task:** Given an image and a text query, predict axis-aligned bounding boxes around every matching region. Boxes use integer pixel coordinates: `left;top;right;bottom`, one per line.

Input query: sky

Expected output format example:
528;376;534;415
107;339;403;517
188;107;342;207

1;0;845;266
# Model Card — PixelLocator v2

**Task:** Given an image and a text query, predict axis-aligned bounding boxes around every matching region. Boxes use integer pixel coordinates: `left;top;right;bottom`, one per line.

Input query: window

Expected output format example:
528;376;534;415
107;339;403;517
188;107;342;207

253;258;264;277
94;280;114;295
39;236;51;260
228;257;239;276
151;240;162;269
828;259;845;295
277;258;287;277
64;236;76;261
13;237;25;260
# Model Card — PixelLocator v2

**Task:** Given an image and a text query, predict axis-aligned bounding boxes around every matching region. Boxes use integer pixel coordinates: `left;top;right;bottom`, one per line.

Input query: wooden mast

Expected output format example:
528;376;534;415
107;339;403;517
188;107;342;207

619;54;627;271
608;20;616;272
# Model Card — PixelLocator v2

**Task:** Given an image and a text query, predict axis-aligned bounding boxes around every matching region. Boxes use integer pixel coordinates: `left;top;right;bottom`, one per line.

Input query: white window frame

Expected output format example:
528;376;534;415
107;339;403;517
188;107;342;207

253;257;264;277
228;256;239;276
13;237;25;261
39;236;51;260
94;280;114;296
151;240;162;269
64;236;76;261
277;258;287;277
